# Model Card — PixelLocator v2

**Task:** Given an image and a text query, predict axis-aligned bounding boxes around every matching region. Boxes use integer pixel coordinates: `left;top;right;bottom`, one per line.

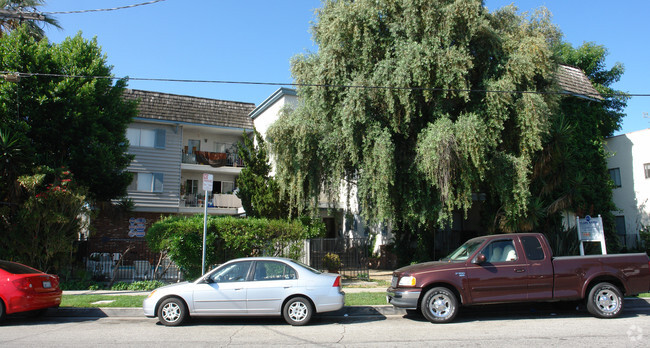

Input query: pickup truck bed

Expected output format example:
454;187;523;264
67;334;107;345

387;233;650;323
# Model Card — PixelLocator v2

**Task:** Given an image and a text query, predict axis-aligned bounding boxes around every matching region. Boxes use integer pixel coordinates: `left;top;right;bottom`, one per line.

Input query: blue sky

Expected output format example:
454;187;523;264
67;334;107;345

41;0;649;135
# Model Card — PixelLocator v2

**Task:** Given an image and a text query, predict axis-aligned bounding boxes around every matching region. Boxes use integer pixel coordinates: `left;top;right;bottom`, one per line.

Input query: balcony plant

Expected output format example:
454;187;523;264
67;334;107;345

323;252;341;273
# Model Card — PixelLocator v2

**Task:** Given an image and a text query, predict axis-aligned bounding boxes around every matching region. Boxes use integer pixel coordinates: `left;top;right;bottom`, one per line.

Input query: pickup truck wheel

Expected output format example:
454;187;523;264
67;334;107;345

587;282;623;318
421;287;458;323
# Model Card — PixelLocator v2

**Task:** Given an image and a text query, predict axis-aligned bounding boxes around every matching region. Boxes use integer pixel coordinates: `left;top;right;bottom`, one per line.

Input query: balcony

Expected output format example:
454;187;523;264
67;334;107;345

182;150;244;167
181;193;242;209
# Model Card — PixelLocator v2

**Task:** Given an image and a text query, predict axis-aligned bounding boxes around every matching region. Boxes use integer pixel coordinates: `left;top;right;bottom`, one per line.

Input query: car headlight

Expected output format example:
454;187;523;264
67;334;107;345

398;276;416;287
147;290;157;298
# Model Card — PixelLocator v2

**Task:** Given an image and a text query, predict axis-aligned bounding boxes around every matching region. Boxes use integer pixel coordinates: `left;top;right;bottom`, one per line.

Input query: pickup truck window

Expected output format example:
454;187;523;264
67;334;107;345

482;240;518;263
443;238;485;261
521;236;545;260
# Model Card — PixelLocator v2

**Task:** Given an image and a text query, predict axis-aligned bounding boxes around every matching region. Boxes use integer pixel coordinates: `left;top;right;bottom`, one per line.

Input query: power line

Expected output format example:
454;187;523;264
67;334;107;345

1;71;646;98
43;0;167;15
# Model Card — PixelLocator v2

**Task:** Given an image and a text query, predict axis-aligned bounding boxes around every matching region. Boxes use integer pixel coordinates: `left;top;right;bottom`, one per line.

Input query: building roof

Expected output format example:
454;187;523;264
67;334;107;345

249;87;297;120
123;89;255;130
556;65;603;101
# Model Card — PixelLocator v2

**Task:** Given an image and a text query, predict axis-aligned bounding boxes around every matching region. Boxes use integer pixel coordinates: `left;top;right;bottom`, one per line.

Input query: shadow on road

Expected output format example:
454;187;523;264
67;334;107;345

401;298;649;323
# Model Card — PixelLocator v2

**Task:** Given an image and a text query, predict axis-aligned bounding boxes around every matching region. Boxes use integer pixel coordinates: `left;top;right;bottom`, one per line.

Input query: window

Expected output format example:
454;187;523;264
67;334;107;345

127;128;165;148
213;181;235;194
521;236;545;261
210;261;252;283
214;142;235;153
129;173;163;192
645;163;650;179
222;181;235;194
608;168;621;188
253;261;297;281
188;139;201;154
482;240;517;263
185;179;199;195
615;216;626;246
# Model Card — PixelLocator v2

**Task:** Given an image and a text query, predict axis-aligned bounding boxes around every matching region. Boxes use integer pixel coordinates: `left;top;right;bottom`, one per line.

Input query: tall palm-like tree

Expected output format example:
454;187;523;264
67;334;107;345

0;0;60;39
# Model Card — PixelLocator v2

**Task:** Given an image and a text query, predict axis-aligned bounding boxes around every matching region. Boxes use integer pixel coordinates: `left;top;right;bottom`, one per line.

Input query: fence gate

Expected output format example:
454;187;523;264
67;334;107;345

309;238;369;280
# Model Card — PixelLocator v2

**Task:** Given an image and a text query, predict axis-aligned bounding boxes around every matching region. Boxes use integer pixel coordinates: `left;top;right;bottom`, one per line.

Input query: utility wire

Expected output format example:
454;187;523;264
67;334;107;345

43;0;167;15
1;71;644;98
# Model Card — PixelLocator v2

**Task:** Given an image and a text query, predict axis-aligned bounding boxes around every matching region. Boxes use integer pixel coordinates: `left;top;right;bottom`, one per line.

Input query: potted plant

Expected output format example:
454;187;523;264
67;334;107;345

323;252;341;273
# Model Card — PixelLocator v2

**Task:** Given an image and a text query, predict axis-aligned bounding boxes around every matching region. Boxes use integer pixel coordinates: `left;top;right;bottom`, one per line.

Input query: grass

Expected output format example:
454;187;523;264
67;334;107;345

61;292;388;308
345;292;387;306
61;295;147;308
344;279;391;288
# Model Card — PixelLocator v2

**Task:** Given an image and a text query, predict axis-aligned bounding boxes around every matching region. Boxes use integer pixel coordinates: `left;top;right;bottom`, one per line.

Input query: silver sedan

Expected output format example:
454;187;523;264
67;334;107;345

143;257;344;326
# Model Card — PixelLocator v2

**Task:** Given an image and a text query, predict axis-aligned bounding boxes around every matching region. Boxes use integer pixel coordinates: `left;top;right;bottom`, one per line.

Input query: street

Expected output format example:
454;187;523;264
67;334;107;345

1;300;649;347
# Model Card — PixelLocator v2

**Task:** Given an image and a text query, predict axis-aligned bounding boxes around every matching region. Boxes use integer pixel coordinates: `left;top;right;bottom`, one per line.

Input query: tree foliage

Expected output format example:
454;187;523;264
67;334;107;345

0;0;61;40
551;42;628;251
146;215;324;279
0;26;137;203
0;166;88;272
236;129;290;218
268;0;562;258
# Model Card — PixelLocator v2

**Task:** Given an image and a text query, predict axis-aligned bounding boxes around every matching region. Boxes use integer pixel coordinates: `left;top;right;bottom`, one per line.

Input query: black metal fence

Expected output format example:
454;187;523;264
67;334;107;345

79;238;184;282
309;238;369;280
72;237;370;283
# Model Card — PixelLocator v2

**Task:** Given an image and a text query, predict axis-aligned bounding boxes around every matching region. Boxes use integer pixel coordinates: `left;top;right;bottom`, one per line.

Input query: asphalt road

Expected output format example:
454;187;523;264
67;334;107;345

1;299;649;347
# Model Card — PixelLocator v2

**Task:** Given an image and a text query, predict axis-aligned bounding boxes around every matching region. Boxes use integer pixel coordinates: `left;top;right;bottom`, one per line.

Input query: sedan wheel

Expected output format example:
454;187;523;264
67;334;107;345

283;297;313;326
421;287;458;323
157;298;187;326
0;300;5;322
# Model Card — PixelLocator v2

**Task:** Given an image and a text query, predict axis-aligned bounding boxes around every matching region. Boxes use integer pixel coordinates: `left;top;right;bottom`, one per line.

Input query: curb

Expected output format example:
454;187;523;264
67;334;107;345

46;297;650;319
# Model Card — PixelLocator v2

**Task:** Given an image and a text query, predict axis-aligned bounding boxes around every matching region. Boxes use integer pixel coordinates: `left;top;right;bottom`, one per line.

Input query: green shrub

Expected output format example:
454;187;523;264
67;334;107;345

146;215;324;279
110;282;130;291
323;253;341;271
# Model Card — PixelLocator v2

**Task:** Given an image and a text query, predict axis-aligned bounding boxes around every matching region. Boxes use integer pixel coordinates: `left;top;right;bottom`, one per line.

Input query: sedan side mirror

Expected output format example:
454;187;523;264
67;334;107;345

474;253;487;264
198;276;213;284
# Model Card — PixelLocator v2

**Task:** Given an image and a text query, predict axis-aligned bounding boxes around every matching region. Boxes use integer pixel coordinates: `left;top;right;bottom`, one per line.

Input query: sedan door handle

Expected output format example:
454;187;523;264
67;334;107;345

283;286;292;289
514;268;526;273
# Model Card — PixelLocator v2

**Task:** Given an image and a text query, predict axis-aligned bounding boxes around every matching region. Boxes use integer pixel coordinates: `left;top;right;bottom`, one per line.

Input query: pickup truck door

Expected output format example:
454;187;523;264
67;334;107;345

466;238;528;303
520;235;553;300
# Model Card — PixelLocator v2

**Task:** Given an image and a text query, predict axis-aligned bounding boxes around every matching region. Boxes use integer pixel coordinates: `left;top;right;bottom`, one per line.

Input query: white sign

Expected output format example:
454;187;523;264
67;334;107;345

576;215;607;255
577;215;604;241
202;173;213;192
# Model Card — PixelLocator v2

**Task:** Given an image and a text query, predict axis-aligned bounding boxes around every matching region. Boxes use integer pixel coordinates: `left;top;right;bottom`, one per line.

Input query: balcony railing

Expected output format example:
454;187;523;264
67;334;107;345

182;150;244;167
181;193;242;209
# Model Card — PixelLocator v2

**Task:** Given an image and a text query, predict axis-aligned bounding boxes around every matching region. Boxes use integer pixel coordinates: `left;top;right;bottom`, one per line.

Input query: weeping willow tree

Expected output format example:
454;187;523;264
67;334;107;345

268;0;563;261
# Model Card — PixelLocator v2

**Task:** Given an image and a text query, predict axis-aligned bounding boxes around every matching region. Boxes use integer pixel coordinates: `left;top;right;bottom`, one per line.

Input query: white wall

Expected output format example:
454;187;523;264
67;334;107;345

605;128;650;246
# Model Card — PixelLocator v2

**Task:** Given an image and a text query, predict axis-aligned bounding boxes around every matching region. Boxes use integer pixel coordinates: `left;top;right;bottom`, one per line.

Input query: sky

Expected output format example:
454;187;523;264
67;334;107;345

39;0;650;135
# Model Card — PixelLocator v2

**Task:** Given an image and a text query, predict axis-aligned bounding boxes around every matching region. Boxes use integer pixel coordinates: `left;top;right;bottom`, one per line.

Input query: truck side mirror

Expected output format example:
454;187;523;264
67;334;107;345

474;253;487;264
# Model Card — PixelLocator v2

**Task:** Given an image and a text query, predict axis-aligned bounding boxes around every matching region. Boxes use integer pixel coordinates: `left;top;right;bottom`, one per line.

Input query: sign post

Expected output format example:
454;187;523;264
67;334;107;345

201;173;213;275
576;215;607;255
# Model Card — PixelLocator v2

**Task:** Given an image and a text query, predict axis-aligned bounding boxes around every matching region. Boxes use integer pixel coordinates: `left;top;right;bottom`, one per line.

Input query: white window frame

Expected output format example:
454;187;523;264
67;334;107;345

127;127;166;149
129;172;163;192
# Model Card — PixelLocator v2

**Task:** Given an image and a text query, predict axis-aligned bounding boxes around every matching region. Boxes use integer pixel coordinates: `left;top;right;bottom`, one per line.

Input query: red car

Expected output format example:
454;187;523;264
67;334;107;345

0;260;62;321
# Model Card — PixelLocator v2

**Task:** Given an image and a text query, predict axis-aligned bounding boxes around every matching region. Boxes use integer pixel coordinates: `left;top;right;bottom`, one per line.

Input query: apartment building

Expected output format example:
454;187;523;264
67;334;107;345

605;128;650;248
122;89;255;216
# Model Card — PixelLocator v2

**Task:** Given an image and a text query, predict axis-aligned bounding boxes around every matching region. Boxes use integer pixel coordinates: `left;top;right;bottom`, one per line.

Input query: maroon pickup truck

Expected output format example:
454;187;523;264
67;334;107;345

387;233;650;323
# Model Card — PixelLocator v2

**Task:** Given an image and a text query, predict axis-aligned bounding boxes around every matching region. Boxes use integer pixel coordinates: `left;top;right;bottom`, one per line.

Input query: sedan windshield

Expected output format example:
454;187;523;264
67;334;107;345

441;238;485;262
